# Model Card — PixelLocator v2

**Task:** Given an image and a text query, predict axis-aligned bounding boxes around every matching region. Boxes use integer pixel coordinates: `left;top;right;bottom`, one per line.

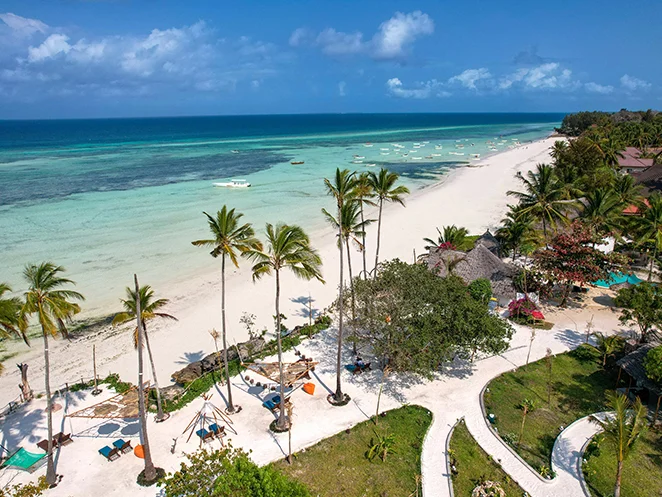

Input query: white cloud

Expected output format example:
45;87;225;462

251;80;260;89
620;74;651;91
0;12;47;37
338;80;346;97
386;77;447;99
585;82;614;94
372;11;434;60
28;34;71;62
448;68;491;90
499;63;577;91
295;10;433;61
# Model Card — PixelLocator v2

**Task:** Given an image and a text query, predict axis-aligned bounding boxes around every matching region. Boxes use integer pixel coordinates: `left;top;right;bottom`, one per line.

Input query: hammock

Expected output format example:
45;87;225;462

1;448;46;472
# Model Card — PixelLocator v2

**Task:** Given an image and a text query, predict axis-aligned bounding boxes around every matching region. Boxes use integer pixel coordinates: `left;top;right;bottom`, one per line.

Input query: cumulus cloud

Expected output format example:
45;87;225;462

28;34;71;62
292;10;433;61
338;80;346;97
448;68;491;90
499;63;577;90
585;82;614;94
386;77;448;99
620;74;651;92
0;12;47;37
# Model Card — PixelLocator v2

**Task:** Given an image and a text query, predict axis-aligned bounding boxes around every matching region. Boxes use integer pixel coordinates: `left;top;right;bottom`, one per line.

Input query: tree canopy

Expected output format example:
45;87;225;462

348;259;513;375
644;346;662;385
614;282;662;343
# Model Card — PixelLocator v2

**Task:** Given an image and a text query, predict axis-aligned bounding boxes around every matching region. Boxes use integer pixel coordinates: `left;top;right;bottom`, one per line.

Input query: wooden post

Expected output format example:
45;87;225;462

92;345;101;395
616;367;622;388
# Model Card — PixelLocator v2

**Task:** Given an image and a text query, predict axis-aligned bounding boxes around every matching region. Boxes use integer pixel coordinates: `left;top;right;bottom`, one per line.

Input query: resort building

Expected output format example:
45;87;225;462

618;147;654;174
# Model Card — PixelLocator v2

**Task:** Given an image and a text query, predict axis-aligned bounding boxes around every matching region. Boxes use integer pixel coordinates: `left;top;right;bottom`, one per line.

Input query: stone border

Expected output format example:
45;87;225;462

479;382;553;484
445;417;463;497
419;407;438;497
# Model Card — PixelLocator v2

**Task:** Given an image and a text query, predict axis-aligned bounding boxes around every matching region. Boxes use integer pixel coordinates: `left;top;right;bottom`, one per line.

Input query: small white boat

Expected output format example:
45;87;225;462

456;152;465;156
435;145;443;150
409;150;417;153
351;160;363;164
425;155;434;159
214;179;251;188
392;143;404;148
380;148;390;151
353;155;365;159
431;153;442;157
412;156;422;160
364;143;374;147
231;150;240;154
413;142;421;146
380;152;390;156
366;163;376;167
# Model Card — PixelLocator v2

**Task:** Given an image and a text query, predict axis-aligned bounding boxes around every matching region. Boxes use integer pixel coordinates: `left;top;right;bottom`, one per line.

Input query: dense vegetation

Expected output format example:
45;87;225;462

274;405;431;497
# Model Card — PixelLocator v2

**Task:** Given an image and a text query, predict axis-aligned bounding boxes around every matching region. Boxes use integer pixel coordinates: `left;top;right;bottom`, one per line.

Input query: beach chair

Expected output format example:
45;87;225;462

195;429;214;443
262;400;276;411
99;446;120;462
209;424;226;445
112;439;132;454
53;433;73;447
36;440;50;452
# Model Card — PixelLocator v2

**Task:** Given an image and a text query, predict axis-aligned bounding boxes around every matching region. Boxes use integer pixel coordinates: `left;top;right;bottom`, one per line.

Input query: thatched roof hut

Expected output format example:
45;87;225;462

475;230;500;255
427;244;517;302
616;344;661;397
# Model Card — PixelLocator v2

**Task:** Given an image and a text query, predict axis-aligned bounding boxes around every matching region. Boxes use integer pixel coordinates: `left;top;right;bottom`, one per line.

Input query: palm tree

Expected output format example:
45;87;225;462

368;168;410;274
594;333;624;367
324;169;357;404
191;207;262;413
517;398;536;448
423;225;469;251
612;174;643;207
507;163;568;240
495;209;538;261
112;285;176;422
0;284;29;375
21;263;84;486
581;188;624;237
591;392;647;497
322;201;373;321
246;223;323;428
632;193;662;280
352;172;376;279
598;136;626;167
550;140;568;163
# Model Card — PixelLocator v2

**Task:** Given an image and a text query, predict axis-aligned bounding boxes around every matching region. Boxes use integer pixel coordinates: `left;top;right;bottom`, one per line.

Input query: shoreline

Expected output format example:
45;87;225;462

0;136;561;405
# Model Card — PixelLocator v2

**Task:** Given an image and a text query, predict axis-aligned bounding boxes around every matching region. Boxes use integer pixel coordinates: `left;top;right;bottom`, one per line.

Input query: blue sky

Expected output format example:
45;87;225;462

0;0;660;119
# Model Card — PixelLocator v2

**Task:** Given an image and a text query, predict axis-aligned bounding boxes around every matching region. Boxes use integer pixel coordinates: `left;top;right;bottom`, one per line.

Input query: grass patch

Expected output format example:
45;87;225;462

450;420;524;497
583;429;662;497
273;405;431;497
484;344;618;471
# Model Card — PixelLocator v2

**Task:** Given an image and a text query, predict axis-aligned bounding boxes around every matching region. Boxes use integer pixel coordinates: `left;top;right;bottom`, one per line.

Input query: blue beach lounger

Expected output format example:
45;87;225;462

112;439;132;454
99;445;120;461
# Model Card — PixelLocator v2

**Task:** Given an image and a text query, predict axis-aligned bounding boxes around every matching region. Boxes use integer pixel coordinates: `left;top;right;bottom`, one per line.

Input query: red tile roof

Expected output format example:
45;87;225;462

619;147;654;169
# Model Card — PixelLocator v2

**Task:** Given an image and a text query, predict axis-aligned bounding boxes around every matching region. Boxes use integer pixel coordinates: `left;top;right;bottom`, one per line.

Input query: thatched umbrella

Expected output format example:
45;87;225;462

610;281;633;292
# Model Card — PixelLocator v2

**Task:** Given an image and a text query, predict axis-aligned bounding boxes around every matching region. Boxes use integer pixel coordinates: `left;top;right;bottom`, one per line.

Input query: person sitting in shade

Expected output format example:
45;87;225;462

355;356;365;369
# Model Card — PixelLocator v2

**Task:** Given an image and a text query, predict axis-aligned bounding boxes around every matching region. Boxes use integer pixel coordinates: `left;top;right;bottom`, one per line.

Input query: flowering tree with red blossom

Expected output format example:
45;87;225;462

533;222;625;307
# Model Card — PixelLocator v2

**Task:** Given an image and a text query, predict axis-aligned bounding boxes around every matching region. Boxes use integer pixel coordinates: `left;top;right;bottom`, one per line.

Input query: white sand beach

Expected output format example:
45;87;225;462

0;136;584;496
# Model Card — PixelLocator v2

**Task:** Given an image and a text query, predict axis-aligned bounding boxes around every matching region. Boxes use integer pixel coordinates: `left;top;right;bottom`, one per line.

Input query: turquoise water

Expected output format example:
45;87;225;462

593;272;644;288
0;114;562;314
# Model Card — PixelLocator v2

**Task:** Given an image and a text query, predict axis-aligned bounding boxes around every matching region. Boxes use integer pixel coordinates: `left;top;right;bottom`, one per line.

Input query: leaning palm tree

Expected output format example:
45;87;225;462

495;209;538;261
632;192;662;280
192;207;262;413
612;173;643;207
324;169;357;405
246;224;323;428
112;285;176;422
21;263;84;486
591;391;647;497
581;188;625;237
423;225;469;251
352;172;376;279
507;163;568;240
368;168;410;274
0;283;29;375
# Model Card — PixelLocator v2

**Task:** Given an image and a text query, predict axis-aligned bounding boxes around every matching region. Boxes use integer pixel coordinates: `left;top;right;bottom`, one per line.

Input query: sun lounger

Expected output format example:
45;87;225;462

112;439;132;454
195;429;214;443
351;362;371;375
209;423;225;438
99;445;120;462
53;433;73;447
36;440;50;452
262;400;276;411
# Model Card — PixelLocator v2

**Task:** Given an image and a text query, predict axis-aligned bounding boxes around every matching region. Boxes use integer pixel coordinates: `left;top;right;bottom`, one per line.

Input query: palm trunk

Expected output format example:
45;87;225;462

360;202;367;279
17;363;32;402
517;411;527;448
542;217;548;244
275;270;288;430
135;275;156;482
335;205;345;403
346;239;356;321
614;459;623;497
373;198;384;277
221;254;235;413
648;244;657;282
143;329;164;421
42;330;56;486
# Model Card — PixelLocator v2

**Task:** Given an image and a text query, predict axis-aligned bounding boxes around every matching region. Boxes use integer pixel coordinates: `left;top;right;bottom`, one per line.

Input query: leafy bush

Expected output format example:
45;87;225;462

468;278;492;304
0;476;49;497
644;345;662;385
507;298;538;321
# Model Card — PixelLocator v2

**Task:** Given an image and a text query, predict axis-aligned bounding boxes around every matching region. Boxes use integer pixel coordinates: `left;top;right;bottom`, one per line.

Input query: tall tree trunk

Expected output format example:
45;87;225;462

335;205;345;403
614;459;623;497
346;238;357;356
17;363;32;402
373;198;384;277
221;254;235;413
542;217;548;244
648;244;657;282
135;275;157;482
143;330;164;421
275;270;288;430
42;330;56;486
360;202;367;279
517;412;527;448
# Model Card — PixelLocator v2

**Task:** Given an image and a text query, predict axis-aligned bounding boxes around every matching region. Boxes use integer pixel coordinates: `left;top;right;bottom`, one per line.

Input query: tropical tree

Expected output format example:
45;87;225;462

323;169;357;404
612;173;643;207
352;172;376;279
191;207;262;413
423;225;469;251
0;283;28;344
597;136;625;167
614;282;662;343
581;188;624;237
631;193;662;280
517;399;536;448
21;263;84;486
591;392;647;497
495;207;538;261
368;168;410;274
507;163;568;240
112;285;176;421
550;140;569;162
594;333;624;367
247;223;323;428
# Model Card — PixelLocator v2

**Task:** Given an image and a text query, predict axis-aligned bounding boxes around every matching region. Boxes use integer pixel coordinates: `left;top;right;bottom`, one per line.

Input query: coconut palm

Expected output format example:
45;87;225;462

517;398;536;448
593;333;624;367
368;168;410;274
324;169;357;404
423;225;469;251
581;188;624;237
495;208;538;261
246;223;323;428
612;173;643;207
591;392;647;497
21;263;84;486
352;172;376;279
0;284;29;375
598;136;626;167
632;193;662;280
112;285;176;422
191;207;262;413
507;163;568;240
550;140;568;163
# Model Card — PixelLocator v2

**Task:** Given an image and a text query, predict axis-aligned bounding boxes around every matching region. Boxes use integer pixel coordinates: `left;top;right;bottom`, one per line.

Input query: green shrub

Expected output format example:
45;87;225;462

468;278;492;303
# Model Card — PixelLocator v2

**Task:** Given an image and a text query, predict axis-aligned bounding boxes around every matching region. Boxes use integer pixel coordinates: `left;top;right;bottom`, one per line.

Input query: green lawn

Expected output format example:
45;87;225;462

273;405;431;497
583;429;662;497
450;419;525;497
484;344;618;472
